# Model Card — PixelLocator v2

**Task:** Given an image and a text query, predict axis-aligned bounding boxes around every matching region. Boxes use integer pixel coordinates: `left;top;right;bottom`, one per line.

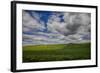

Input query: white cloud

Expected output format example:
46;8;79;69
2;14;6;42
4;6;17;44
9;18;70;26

47;12;91;43
22;11;45;32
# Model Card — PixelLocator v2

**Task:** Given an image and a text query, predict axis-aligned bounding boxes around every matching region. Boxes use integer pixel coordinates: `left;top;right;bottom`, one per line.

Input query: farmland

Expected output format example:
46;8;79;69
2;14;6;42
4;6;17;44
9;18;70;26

23;43;91;62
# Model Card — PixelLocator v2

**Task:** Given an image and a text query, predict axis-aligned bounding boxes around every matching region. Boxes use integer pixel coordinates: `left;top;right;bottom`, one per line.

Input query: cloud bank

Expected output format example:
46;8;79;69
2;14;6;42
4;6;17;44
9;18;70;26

22;10;91;46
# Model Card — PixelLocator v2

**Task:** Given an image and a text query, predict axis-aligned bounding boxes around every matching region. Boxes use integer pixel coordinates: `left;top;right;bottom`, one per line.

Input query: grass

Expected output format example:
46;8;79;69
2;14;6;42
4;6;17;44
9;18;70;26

22;43;91;62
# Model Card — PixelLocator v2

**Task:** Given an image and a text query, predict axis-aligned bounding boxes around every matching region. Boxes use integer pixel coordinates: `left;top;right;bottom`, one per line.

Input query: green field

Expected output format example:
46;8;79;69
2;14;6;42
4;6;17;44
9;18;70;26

23;43;91;62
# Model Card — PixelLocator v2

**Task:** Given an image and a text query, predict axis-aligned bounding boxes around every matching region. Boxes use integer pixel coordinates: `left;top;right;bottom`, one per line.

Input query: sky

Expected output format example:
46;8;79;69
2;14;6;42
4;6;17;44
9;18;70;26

22;10;91;46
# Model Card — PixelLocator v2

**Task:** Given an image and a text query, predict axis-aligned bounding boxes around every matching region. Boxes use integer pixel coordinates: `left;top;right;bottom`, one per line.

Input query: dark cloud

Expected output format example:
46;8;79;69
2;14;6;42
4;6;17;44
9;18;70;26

64;23;81;36
47;12;91;42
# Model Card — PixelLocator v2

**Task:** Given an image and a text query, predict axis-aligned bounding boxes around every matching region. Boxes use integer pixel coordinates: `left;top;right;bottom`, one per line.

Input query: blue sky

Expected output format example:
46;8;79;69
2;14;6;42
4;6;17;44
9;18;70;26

22;10;91;45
